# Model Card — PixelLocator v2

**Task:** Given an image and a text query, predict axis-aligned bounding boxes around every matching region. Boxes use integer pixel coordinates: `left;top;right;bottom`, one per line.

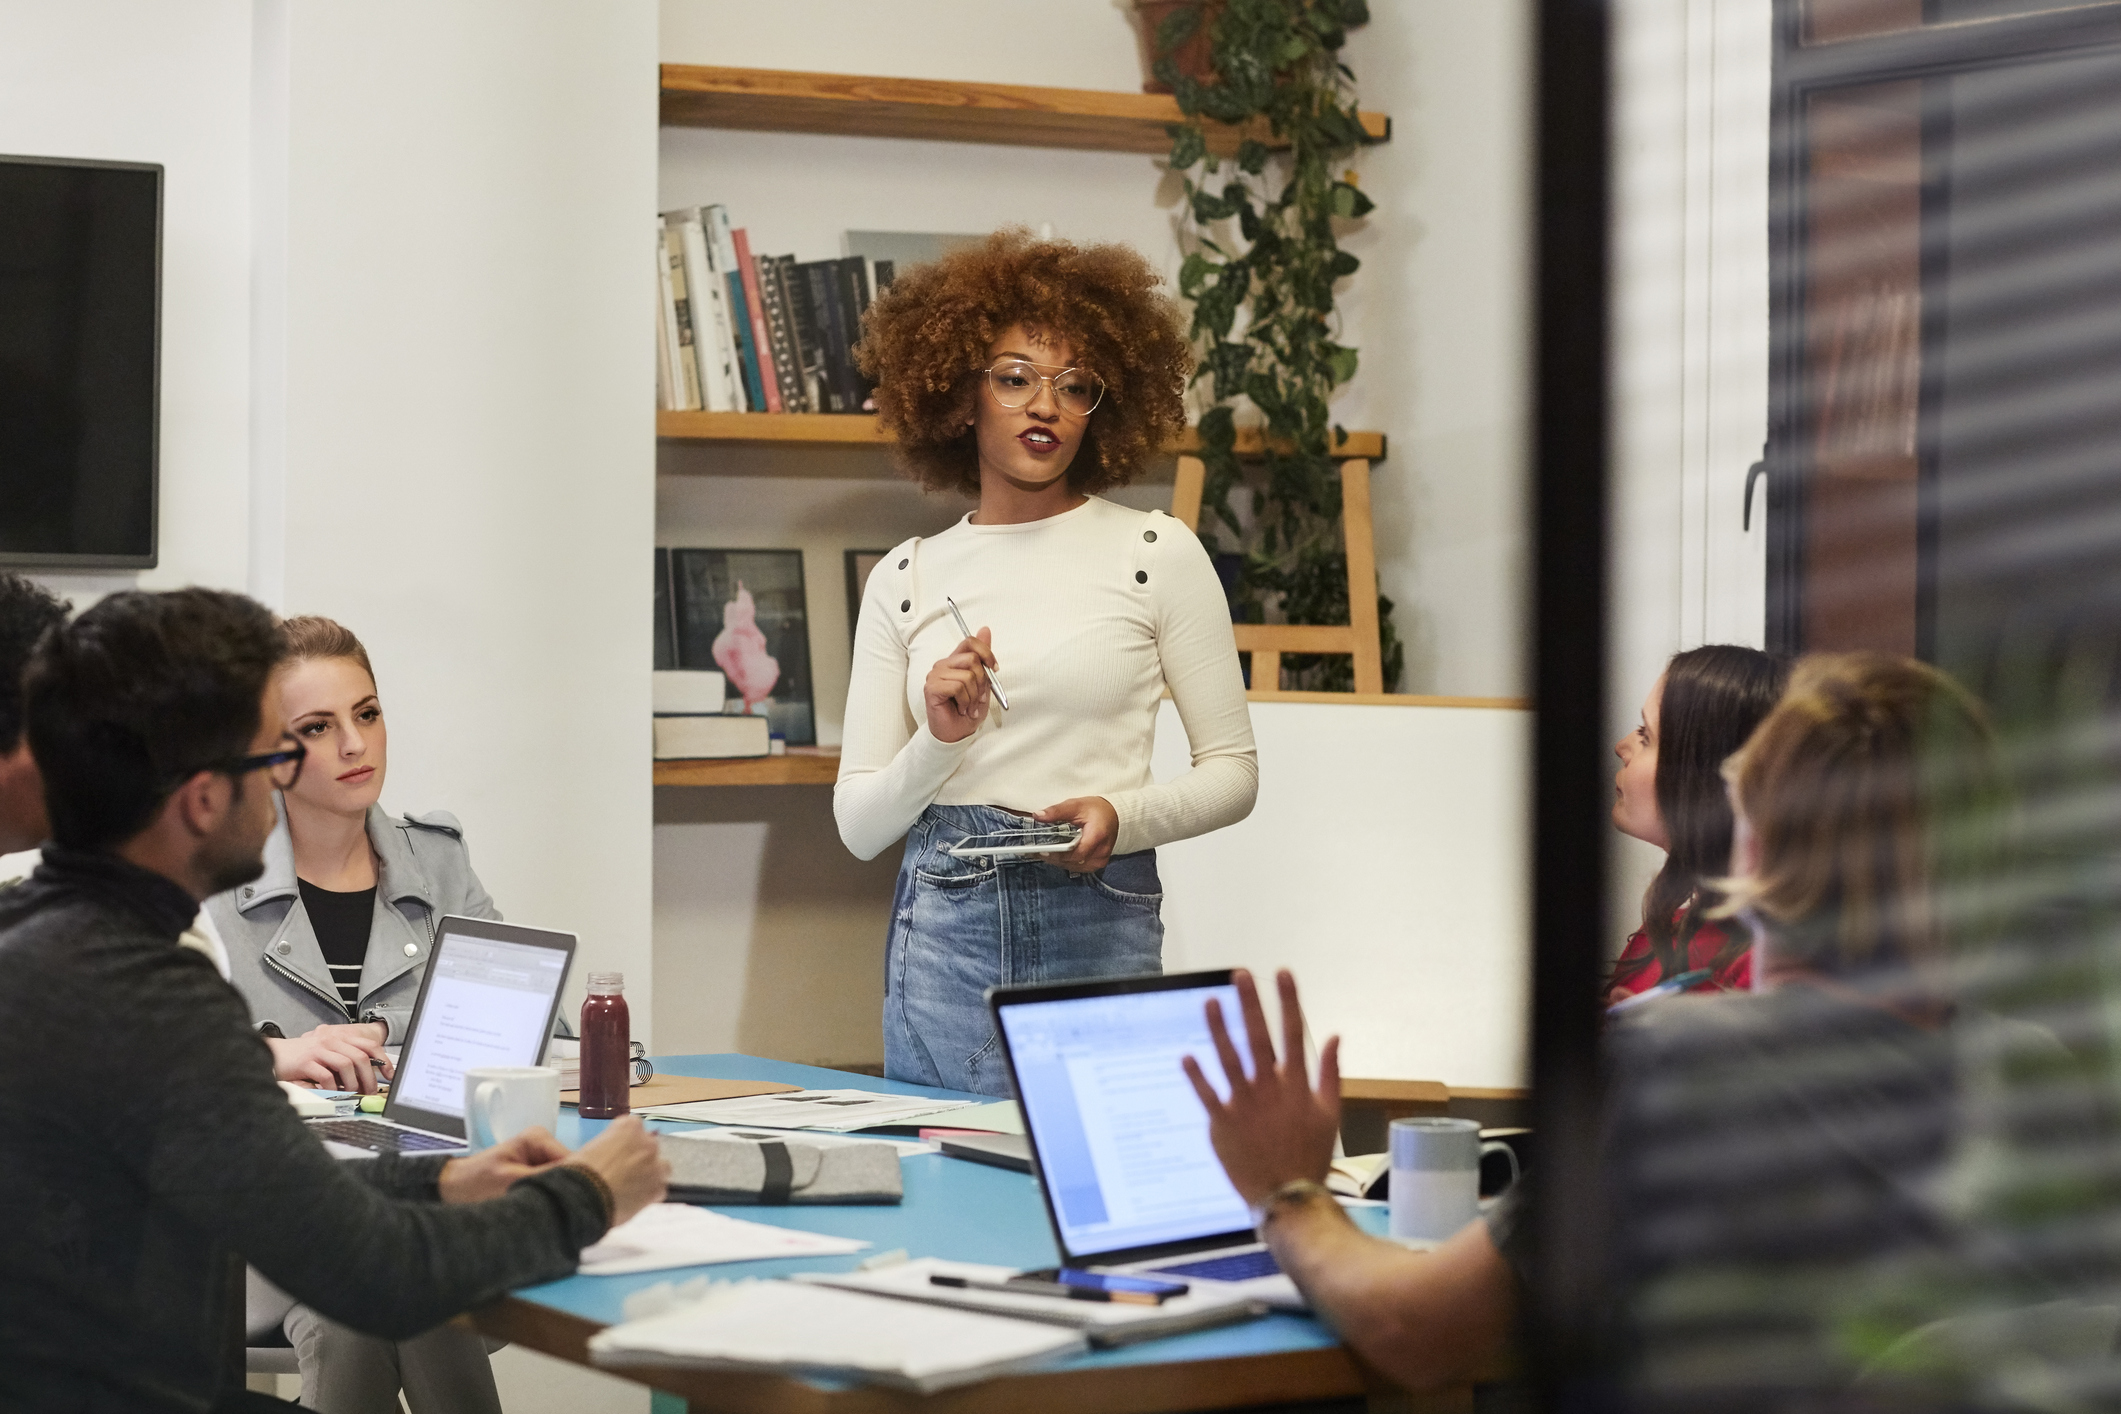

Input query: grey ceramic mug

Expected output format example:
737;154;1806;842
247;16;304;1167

1388;1117;1520;1241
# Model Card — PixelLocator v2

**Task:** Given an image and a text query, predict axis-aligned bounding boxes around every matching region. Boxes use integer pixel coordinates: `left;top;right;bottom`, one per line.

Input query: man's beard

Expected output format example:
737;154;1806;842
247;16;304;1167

196;793;269;897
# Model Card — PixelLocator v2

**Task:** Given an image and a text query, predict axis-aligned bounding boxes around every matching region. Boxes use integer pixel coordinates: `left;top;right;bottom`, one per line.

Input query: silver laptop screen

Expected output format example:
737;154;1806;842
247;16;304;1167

391;932;568;1119
999;982;1249;1258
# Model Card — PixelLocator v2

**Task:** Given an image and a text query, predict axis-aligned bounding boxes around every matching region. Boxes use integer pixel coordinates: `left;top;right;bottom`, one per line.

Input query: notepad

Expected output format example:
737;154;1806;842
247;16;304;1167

587;1280;1084;1393
576;1204;870;1276
798;1258;1265;1347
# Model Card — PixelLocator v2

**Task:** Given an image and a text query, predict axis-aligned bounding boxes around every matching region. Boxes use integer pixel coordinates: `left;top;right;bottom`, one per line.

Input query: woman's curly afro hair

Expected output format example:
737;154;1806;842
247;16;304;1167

855;228;1192;497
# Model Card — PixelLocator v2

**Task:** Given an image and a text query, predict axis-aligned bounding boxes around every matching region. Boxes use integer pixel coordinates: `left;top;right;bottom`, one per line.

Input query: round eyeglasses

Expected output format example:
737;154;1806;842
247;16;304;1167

984;360;1105;418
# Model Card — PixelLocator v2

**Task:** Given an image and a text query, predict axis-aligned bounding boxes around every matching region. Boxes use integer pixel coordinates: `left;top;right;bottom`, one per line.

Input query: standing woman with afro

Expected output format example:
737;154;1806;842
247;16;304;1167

839;230;1259;1096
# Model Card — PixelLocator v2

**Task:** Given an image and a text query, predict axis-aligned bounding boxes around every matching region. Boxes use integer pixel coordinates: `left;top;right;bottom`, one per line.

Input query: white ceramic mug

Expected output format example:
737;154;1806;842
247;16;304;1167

1388;1117;1521;1242
463;1065;562;1152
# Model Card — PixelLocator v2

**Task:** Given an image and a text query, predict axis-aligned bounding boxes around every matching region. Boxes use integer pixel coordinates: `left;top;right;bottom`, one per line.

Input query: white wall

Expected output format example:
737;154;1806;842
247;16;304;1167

1156;700;1531;1088
258;0;661;1038
658;0;1531;700
0;0;257;604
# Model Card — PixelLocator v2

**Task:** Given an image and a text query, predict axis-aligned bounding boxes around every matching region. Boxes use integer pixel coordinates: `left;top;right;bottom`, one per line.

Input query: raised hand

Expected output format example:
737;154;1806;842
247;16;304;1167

1181;969;1342;1205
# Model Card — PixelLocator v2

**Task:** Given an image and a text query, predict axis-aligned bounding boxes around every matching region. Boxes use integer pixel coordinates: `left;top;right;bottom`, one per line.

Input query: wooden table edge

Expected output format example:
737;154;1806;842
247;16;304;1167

475;1292;1392;1413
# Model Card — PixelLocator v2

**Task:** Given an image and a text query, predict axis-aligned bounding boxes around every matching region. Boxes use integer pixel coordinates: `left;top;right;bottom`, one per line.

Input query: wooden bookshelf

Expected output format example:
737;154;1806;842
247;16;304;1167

660;65;1390;157
654;748;840;788
656;410;1387;462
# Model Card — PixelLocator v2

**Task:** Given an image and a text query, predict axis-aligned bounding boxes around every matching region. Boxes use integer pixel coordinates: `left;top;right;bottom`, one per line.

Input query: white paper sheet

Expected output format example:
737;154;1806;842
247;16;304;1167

635;1088;976;1133
576;1204;870;1276
588;1280;1084;1393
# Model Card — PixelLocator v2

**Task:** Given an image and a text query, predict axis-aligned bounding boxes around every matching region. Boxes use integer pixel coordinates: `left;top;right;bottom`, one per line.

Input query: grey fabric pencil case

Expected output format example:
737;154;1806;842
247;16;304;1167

658;1132;903;1205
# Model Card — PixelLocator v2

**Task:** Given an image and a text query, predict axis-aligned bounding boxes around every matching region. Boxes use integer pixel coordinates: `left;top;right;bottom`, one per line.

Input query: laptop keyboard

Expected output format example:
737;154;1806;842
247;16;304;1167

1151;1249;1282;1282
307;1119;460;1154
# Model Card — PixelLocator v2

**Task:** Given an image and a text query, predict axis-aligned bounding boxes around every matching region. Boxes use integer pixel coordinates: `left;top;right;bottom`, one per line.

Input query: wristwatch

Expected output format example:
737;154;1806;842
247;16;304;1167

1249;1178;1333;1235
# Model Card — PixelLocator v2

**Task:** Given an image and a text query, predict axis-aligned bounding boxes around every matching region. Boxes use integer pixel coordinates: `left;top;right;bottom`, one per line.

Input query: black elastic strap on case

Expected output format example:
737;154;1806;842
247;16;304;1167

759;1141;794;1204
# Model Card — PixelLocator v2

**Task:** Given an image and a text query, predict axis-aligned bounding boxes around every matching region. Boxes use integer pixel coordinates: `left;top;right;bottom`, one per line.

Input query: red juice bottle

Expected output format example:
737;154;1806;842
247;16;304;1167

578;972;631;1119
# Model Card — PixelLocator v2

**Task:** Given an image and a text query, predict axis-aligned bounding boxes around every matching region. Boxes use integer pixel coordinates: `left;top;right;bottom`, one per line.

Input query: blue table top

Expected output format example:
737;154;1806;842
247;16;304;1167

522;1053;1383;1377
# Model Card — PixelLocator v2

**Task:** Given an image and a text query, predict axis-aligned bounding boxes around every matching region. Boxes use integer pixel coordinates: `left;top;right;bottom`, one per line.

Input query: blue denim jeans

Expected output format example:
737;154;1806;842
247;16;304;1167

883;804;1164;1097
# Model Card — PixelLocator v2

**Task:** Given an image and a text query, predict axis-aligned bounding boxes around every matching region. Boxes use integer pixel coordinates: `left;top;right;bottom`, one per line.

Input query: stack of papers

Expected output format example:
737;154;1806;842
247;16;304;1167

799;1258;1265;1347
637;1088;977;1133
577;1204;870;1276
588;1280;1084;1393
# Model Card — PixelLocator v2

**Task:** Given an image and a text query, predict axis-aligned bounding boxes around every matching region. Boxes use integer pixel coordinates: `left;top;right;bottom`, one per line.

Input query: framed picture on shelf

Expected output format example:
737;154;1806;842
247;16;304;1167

844;549;890;648
670;548;816;746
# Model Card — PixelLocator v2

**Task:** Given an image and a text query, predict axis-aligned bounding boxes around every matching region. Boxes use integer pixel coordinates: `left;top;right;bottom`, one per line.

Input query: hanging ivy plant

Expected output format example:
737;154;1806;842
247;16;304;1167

1157;0;1404;692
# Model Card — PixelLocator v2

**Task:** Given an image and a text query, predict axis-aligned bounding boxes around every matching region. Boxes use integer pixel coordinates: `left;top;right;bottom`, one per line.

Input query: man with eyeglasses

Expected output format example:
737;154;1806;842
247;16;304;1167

0;588;667;1413
0;575;385;1094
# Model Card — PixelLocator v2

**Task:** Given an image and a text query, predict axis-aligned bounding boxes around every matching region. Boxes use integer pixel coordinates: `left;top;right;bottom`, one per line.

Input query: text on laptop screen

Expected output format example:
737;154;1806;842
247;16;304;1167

392;933;565;1118
1000;983;1250;1257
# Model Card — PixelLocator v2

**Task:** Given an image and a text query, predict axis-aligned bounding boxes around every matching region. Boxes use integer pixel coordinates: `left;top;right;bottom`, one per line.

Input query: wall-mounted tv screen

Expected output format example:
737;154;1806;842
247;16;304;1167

0;155;161;568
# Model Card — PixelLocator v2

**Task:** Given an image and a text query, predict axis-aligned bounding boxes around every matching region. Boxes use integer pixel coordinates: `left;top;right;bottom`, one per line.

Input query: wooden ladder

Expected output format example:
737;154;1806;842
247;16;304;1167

1170;454;1385;695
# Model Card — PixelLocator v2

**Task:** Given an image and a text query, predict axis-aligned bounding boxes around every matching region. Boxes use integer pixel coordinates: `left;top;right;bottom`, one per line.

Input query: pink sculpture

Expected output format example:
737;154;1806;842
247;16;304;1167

712;580;780;709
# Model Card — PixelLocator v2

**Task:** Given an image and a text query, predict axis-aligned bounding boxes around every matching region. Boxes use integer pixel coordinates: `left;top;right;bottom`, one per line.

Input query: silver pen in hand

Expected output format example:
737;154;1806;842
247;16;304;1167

944;595;1009;711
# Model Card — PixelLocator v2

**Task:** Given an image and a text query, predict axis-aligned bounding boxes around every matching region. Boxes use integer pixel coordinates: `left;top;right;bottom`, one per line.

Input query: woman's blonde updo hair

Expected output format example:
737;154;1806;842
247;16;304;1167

855;228;1192;497
278;615;375;687
1718;652;2006;979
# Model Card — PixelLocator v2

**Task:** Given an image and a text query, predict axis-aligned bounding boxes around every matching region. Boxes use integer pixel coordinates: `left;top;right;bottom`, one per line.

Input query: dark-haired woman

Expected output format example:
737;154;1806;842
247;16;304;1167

837;230;1258;1096
1606;644;1788;1000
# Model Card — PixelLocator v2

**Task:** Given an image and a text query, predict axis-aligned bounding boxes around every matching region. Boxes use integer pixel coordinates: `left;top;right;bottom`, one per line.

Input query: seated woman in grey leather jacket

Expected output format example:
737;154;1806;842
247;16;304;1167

207;616;507;1414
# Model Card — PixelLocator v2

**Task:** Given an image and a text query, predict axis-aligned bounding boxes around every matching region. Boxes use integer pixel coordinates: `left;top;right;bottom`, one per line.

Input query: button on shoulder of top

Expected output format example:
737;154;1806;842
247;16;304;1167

403;943;419;957
898;557;909;569
1143;529;1158;543
900;599;911;612
1135;570;1149;584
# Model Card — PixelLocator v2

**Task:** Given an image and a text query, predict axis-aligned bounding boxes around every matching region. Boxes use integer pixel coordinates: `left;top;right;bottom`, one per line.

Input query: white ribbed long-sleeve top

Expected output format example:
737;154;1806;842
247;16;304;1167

834;496;1259;862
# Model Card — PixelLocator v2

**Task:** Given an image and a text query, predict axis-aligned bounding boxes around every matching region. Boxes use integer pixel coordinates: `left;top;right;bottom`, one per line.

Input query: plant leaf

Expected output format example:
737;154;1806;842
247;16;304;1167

1167;123;1207;172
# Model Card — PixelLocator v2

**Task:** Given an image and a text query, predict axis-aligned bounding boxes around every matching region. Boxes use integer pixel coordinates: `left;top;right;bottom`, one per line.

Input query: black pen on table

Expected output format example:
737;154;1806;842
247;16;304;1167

928;1274;1158;1306
944;596;1010;711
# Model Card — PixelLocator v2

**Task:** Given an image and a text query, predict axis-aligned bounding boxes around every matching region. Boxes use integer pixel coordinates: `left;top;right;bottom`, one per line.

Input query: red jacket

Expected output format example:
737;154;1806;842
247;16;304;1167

1610;916;1752;996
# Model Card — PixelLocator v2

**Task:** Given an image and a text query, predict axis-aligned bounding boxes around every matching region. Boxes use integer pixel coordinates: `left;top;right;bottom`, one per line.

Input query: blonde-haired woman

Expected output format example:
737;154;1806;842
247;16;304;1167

211;615;506;1414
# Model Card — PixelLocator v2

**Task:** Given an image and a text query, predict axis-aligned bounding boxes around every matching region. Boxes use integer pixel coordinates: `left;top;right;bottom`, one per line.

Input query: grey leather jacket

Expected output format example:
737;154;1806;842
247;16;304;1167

209;801;498;1043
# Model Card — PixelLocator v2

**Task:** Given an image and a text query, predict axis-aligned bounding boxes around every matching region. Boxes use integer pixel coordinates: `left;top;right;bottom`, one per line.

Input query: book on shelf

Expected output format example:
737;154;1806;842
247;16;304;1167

780;254;828;415
653;274;676;414
655;229;690;411
670;210;739;412
661;224;704;411
835;256;877;413
756;253;808;414
656;216;932;415
797;259;852;414
730;228;784;413
653;714;770;760
705;206;767;412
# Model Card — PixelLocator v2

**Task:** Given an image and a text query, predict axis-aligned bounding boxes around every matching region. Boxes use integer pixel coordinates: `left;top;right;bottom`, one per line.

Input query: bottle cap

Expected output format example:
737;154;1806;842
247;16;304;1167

586;971;625;994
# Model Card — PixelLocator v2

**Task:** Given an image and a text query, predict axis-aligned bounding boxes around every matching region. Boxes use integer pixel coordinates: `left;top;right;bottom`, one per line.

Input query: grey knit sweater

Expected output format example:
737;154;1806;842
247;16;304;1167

0;847;610;1413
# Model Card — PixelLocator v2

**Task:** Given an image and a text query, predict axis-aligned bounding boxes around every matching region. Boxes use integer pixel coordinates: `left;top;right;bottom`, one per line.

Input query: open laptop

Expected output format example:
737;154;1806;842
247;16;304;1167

989;969;1305;1310
306;916;575;1158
